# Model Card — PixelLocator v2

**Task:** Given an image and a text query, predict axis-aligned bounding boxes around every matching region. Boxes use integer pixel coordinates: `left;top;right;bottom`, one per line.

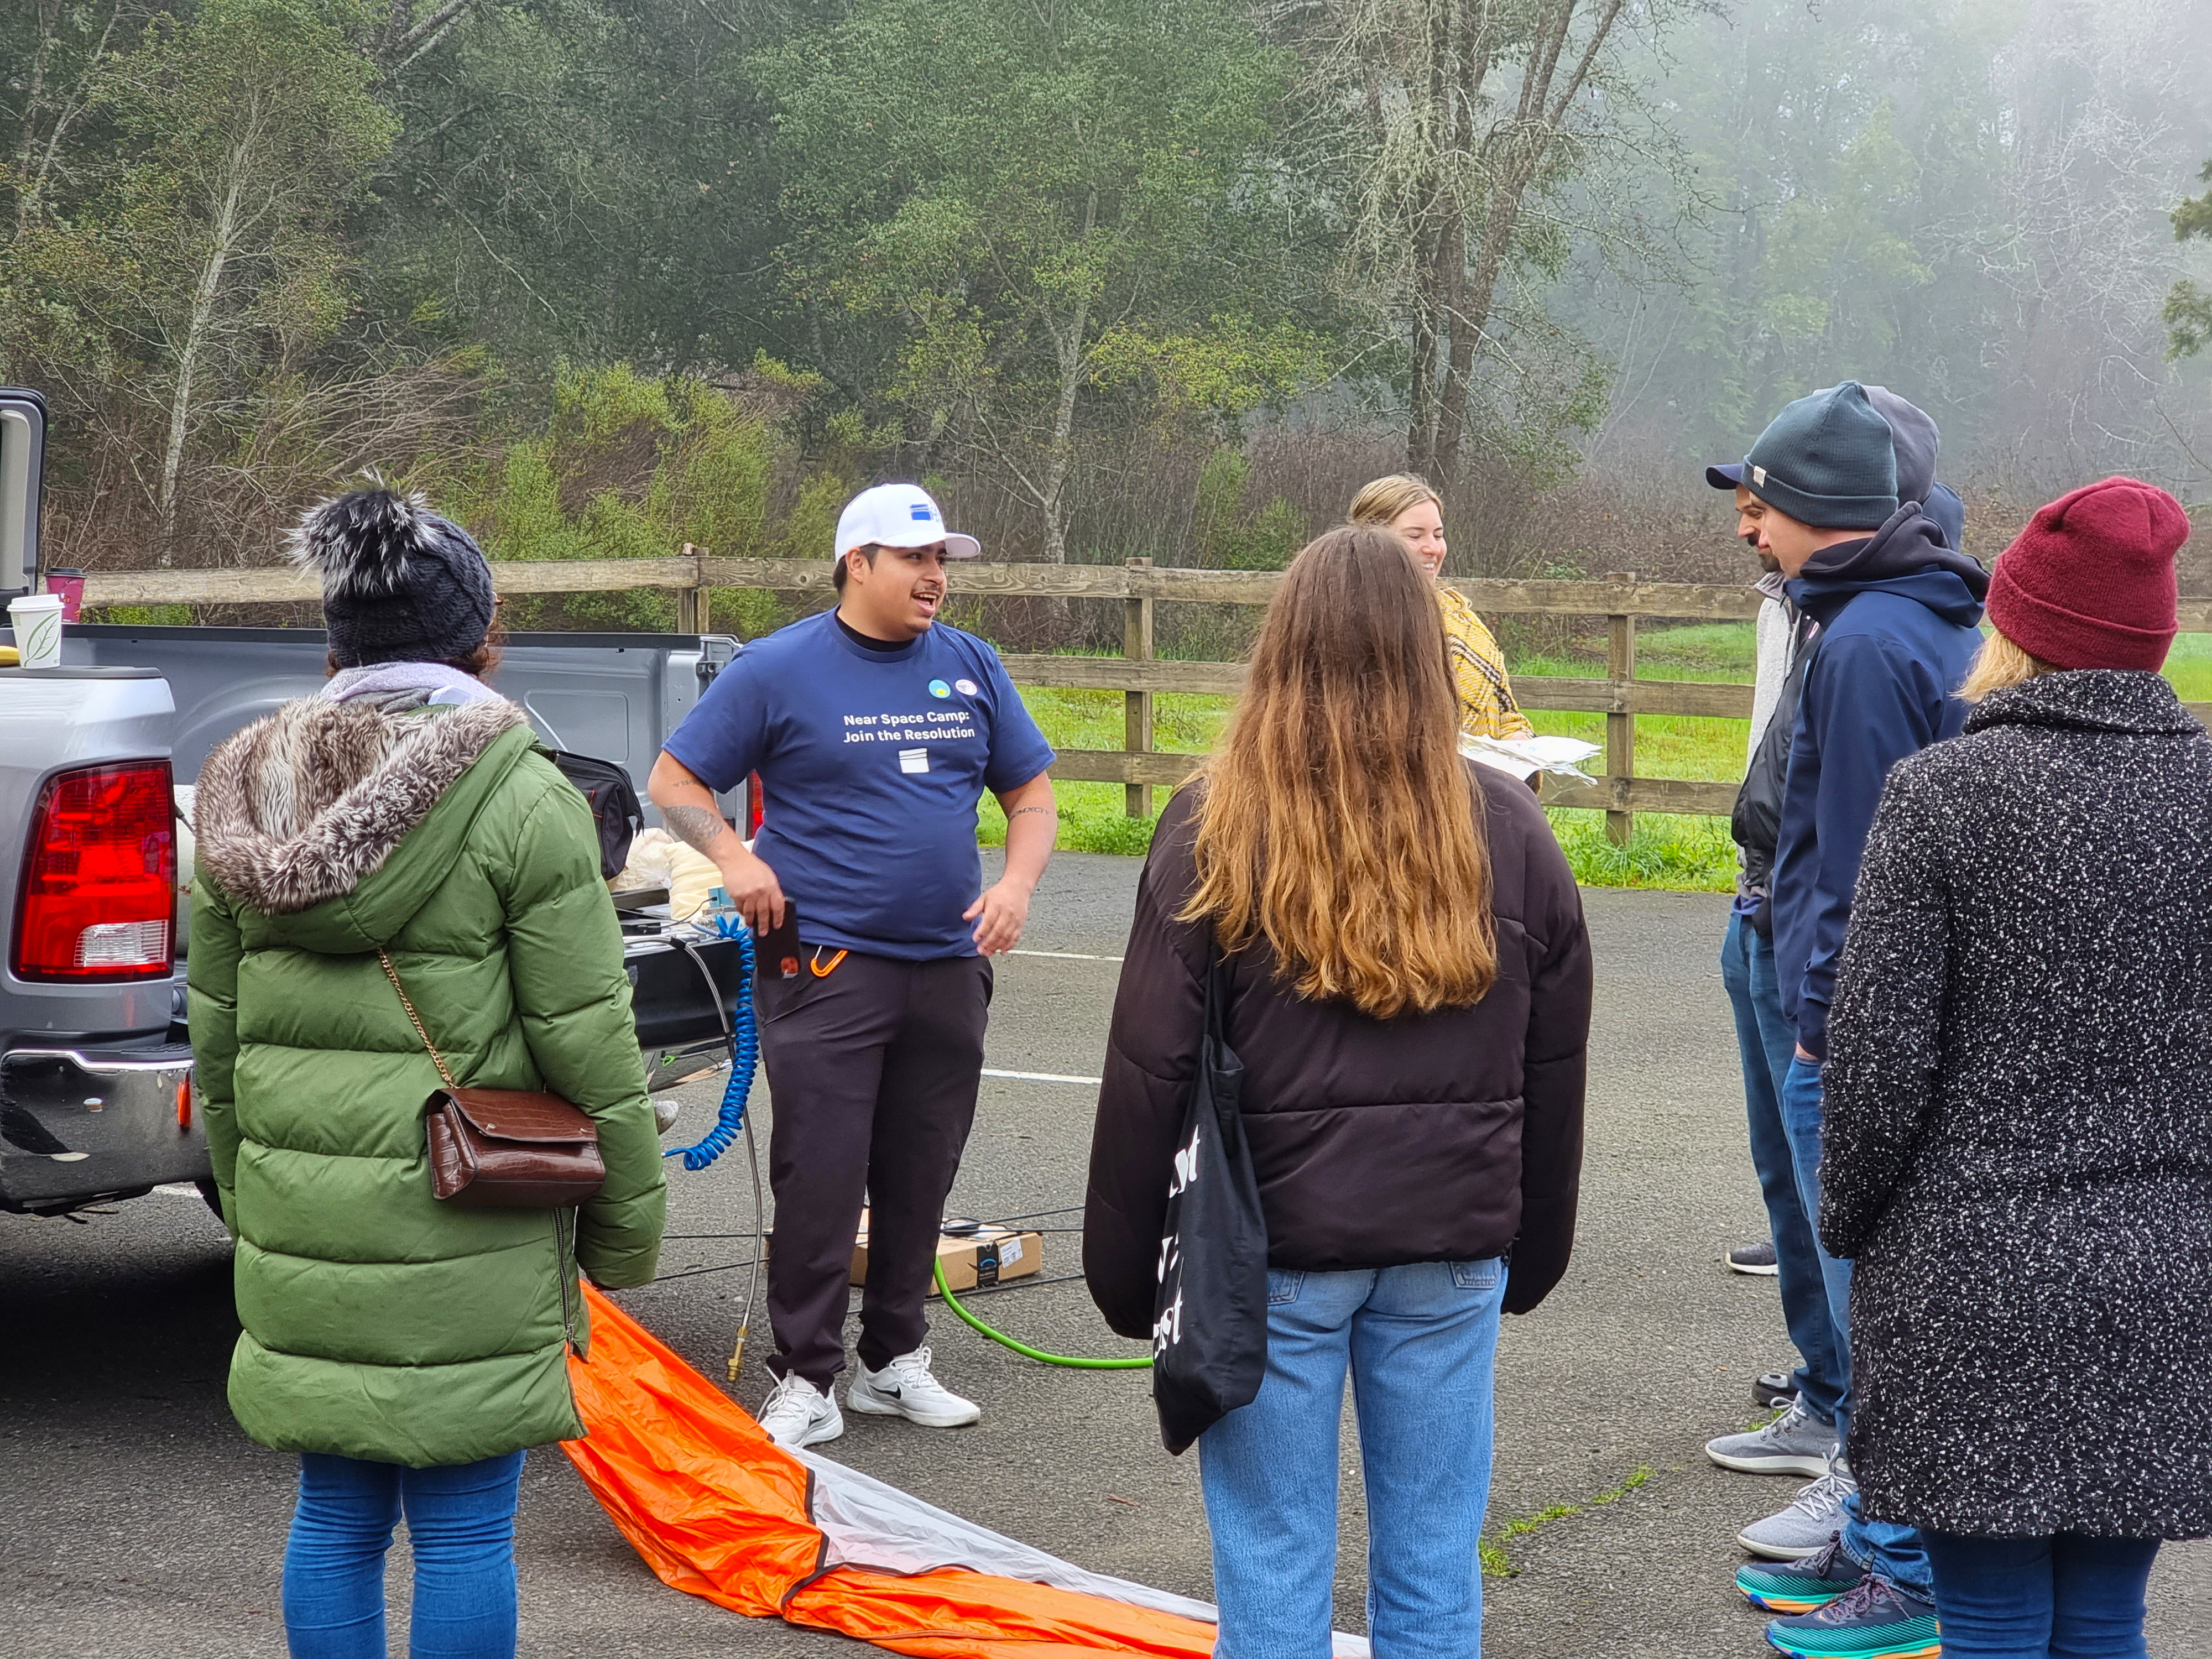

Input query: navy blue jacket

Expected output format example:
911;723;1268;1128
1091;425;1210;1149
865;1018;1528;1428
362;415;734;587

1773;507;1987;1059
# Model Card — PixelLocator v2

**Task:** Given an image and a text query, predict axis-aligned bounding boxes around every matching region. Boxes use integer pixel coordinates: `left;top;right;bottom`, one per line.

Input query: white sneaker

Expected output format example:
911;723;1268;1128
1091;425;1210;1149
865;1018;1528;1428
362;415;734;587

757;1371;843;1448
846;1345;982;1428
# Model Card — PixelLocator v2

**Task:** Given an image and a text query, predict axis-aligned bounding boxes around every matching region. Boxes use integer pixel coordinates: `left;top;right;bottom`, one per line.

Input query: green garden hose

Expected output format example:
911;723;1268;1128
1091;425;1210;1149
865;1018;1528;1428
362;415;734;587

933;1257;1152;1370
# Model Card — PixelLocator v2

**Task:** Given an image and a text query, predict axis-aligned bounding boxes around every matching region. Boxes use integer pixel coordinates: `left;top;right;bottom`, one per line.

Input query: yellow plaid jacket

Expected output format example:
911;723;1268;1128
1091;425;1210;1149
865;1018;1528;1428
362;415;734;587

1436;585;1534;740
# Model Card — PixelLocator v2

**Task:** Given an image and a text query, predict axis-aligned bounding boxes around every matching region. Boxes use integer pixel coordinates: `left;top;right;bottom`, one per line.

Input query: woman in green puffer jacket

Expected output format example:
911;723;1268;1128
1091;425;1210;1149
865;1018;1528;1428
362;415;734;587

189;485;666;1659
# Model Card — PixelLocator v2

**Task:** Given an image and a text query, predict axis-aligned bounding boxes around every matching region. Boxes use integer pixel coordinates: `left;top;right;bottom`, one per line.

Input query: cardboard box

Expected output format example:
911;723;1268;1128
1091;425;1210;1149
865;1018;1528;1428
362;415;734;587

848;1211;1044;1294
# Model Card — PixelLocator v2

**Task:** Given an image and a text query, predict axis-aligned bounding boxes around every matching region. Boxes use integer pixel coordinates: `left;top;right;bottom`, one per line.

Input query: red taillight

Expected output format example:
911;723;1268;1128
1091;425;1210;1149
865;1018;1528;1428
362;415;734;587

14;761;175;982
746;771;764;838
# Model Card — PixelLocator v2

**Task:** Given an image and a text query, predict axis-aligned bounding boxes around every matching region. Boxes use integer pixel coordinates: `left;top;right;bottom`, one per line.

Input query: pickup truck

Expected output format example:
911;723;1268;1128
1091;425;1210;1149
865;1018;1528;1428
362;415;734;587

0;387;749;1218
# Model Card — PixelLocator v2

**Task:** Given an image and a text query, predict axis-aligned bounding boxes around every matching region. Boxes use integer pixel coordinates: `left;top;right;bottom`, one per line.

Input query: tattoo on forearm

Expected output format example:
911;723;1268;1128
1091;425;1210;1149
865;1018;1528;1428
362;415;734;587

664;802;731;853
1007;805;1052;821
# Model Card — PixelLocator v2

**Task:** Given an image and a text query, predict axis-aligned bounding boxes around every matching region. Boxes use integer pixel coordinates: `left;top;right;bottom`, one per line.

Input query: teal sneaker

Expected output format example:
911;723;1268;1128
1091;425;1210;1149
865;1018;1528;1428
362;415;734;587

1737;1535;1865;1613
1764;1575;1940;1659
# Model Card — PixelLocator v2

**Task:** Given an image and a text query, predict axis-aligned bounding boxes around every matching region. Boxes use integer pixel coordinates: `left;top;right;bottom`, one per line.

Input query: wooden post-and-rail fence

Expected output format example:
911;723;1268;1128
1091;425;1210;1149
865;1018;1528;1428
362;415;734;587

82;547;2212;841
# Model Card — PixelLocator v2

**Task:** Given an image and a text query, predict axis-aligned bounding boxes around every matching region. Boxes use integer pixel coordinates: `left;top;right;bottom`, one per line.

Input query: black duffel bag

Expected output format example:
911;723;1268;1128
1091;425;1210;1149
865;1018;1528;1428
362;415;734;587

1151;945;1269;1454
545;749;645;881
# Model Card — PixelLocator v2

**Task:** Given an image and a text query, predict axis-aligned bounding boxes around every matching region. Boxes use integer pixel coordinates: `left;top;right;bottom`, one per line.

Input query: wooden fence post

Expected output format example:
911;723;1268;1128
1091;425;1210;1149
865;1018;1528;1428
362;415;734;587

1124;557;1155;820
1605;573;1637;846
675;543;708;634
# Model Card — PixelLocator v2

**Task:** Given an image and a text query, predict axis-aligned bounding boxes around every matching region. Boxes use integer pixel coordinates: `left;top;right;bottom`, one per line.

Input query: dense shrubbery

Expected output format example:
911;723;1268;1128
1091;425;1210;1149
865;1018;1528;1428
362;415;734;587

10;0;2204;592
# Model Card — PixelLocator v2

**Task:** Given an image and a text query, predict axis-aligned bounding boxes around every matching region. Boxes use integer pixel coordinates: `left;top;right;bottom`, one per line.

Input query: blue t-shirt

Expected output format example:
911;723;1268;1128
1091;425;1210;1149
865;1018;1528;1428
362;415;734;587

661;612;1056;960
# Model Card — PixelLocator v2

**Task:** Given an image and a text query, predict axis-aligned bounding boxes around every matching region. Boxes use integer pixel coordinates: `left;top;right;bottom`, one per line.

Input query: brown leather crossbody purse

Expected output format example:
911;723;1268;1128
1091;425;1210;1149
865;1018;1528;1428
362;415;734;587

377;950;607;1208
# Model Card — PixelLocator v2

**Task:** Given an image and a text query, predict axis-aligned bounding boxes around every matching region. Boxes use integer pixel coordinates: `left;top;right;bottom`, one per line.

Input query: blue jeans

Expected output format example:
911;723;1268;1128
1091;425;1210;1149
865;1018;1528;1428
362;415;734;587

1779;1056;1930;1598
1922;1531;2159;1658
1720;913;1845;1425
284;1450;527;1659
1198;1259;1507;1659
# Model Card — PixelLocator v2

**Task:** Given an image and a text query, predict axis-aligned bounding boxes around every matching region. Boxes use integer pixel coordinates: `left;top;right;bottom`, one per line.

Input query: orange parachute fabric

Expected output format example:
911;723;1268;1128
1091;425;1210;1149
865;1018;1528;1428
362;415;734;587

561;1284;1219;1656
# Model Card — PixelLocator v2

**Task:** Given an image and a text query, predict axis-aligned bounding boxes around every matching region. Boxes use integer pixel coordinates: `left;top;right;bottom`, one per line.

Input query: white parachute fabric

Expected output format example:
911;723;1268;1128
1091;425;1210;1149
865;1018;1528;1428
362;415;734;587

795;1446;1374;1659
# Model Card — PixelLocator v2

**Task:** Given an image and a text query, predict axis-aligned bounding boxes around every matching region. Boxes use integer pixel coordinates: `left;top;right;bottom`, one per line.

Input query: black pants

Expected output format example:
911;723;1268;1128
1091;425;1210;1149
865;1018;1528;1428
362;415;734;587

757;949;992;1389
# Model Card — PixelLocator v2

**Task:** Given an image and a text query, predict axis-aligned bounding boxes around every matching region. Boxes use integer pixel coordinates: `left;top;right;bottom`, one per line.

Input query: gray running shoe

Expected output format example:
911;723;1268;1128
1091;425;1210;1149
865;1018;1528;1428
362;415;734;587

1736;1464;1856;1561
1705;1395;1840;1478
1728;1239;1781;1275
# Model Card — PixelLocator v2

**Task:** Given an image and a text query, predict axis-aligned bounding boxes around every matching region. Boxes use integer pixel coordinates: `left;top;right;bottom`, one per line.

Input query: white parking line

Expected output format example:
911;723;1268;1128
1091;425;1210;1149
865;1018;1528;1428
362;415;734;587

981;1068;1104;1086
1006;950;1123;962
154;1182;202;1198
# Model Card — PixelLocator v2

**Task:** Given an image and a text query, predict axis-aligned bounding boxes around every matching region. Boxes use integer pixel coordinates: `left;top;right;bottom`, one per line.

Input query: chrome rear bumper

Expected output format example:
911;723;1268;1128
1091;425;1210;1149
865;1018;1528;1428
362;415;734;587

0;1043;204;1213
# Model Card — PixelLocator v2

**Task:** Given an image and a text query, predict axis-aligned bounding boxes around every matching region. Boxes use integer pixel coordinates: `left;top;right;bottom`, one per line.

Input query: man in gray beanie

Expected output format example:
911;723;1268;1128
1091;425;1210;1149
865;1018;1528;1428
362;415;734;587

1700;381;1967;1372
1711;383;1988;1658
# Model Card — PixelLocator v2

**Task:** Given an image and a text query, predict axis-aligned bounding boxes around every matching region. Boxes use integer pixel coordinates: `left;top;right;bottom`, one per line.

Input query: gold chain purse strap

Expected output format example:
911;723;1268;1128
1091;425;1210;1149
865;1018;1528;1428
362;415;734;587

377;948;458;1088
375;947;578;1352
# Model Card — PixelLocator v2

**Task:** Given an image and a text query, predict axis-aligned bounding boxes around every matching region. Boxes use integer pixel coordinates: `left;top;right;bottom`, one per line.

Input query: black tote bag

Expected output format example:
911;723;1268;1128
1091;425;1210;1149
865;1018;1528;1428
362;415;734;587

1151;946;1269;1454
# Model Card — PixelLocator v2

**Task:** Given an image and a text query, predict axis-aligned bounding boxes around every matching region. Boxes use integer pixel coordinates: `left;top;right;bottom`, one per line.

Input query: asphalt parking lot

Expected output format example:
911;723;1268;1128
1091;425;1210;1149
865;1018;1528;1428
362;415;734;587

3;851;2205;1657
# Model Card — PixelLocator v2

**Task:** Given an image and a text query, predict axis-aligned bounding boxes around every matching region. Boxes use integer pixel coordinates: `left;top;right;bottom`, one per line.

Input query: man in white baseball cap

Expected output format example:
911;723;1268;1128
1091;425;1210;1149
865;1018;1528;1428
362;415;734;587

833;481;982;570
647;482;1056;1449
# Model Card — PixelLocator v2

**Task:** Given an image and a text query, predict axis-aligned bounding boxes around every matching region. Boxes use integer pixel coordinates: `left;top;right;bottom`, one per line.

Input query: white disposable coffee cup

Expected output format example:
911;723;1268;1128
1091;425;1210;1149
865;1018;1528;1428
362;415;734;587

9;592;64;669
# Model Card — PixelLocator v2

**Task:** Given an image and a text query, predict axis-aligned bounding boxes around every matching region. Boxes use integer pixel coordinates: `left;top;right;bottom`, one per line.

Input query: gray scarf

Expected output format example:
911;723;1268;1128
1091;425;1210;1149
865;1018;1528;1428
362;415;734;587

322;661;506;712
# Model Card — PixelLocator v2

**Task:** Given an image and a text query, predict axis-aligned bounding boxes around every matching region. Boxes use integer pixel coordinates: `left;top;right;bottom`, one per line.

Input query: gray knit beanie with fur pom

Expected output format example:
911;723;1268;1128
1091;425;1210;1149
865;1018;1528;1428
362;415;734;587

289;483;495;668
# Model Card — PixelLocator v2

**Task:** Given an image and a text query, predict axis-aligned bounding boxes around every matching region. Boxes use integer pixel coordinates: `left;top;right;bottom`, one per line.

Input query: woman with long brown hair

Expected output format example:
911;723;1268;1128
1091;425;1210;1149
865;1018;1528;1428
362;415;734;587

1084;524;1592;1657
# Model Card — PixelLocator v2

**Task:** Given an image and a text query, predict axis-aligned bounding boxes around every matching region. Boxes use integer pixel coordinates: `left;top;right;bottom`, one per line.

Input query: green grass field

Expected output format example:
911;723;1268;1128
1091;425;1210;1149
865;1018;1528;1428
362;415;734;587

988;625;2212;891
977;686;1231;858
984;622;1760;889
1514;621;1754;891
2158;634;2212;700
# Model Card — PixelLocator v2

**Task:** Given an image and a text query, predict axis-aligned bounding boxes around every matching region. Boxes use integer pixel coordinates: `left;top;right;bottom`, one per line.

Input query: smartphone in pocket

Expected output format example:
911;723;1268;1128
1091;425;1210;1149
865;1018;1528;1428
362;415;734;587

757;904;802;980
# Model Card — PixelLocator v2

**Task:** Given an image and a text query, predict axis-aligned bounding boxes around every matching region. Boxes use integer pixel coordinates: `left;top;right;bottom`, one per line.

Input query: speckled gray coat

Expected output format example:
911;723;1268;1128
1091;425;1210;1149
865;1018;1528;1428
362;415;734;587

1821;669;2212;1538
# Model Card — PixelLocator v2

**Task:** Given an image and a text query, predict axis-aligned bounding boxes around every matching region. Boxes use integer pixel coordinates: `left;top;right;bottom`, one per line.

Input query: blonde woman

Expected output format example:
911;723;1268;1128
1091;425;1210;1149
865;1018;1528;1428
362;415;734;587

1350;474;1534;740
1819;478;2205;1656
1084;525;1592;1656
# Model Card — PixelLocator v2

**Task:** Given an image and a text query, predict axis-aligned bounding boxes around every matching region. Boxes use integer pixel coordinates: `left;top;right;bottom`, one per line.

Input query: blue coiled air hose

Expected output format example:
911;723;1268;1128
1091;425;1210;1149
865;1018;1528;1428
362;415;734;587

663;918;757;1171
661;917;765;1381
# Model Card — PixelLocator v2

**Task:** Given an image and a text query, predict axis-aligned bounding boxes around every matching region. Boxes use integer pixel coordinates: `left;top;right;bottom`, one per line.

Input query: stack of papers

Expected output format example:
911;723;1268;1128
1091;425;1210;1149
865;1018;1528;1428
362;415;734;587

1457;733;1601;782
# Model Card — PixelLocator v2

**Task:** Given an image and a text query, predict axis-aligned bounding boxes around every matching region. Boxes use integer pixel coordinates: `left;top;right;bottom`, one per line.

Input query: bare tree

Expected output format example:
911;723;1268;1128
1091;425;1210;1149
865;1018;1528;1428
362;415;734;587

7;0;129;235
1301;0;1661;482
87;0;397;554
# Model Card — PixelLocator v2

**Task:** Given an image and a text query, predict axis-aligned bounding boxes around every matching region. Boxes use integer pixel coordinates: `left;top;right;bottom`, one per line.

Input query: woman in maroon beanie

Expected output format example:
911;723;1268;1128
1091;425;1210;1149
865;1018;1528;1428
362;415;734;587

1815;477;2209;1658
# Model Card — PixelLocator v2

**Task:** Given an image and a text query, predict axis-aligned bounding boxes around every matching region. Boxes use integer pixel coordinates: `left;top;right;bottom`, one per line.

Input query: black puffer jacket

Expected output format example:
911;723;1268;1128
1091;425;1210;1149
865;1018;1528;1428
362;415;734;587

1083;764;1592;1335
1822;670;2212;1538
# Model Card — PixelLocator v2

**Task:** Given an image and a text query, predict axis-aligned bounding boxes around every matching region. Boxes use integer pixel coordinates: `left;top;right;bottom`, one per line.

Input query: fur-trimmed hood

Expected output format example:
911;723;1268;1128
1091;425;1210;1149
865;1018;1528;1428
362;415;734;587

195;696;528;915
